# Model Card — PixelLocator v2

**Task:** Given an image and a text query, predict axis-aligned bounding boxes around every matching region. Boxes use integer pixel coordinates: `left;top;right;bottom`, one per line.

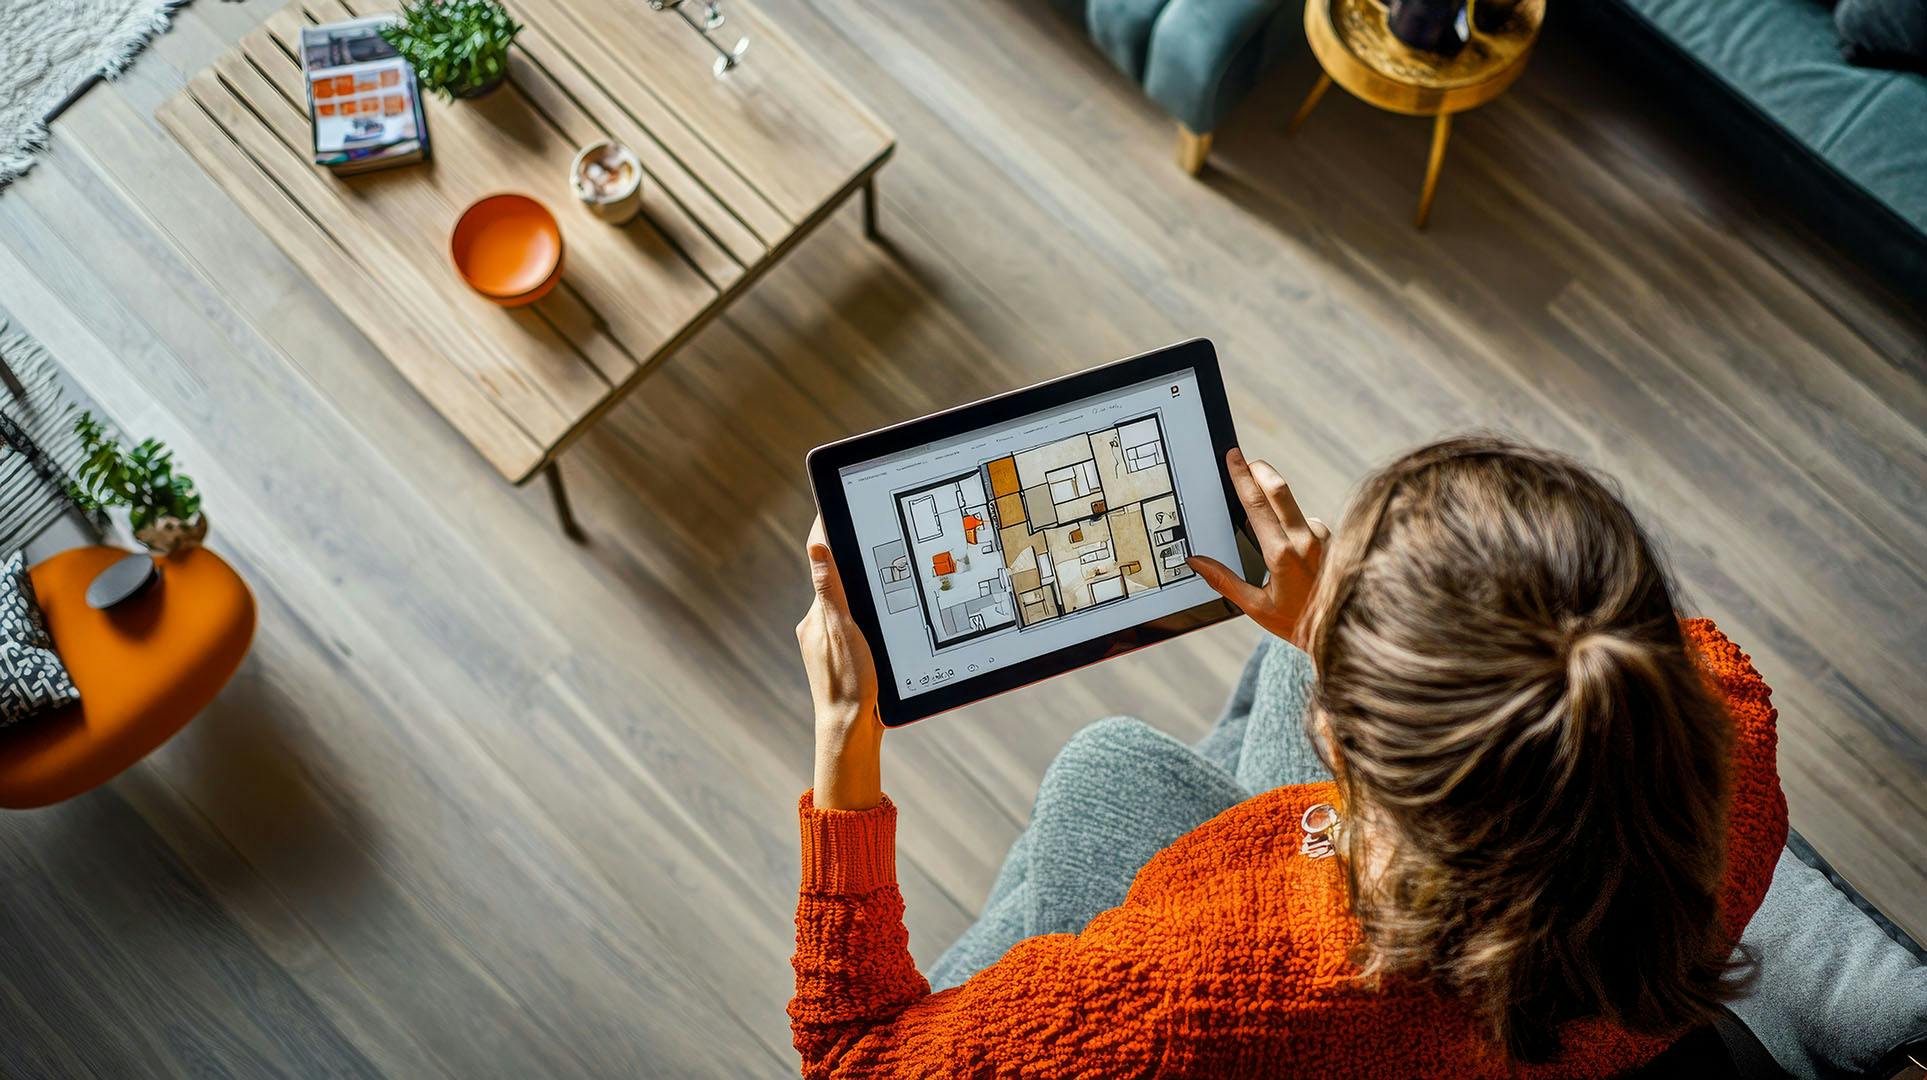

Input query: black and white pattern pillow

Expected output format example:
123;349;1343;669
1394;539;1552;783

1;550;79;726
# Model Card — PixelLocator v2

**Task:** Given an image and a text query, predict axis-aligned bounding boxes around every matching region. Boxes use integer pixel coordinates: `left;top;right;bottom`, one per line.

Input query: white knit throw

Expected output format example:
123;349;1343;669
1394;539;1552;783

0;0;182;187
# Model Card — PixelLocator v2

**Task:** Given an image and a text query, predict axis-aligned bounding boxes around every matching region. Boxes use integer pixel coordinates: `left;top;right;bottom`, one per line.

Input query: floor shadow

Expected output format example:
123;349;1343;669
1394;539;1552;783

147;666;382;905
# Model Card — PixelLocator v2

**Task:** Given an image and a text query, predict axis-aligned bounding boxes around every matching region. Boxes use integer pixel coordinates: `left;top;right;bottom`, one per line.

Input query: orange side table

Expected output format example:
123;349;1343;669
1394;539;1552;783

0;546;255;809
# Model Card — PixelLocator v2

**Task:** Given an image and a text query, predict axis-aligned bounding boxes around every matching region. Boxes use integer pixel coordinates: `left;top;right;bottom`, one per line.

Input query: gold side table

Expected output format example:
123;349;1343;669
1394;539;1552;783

1291;0;1545;228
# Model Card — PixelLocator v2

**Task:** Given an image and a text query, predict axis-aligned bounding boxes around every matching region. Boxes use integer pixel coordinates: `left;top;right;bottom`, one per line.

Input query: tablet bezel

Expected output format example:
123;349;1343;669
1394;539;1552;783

807;338;1267;727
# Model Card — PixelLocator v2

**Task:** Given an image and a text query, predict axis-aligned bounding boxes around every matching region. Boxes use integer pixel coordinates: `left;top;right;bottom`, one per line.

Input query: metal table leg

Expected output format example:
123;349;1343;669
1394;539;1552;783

544;461;585;541
862;175;880;242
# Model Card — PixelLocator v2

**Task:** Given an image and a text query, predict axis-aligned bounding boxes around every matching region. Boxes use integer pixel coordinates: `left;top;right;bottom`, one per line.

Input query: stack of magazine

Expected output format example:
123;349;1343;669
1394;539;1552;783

300;15;431;175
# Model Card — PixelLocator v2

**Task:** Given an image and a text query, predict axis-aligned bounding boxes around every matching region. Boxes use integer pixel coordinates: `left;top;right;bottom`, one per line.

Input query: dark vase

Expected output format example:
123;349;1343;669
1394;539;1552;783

1387;0;1469;55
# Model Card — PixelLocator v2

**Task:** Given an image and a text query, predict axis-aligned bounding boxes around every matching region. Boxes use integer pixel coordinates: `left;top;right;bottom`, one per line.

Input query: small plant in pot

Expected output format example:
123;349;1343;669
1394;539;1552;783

381;0;524;100
67;412;207;556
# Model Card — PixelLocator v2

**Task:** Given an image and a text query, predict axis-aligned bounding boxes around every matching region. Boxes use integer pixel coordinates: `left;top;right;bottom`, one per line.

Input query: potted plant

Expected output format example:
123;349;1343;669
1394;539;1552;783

67;412;207;556
380;0;524;100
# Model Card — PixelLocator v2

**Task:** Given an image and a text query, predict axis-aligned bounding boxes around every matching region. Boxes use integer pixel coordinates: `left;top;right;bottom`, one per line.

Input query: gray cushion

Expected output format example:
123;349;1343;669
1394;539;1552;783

1731;847;1927;1079
0;549;79;726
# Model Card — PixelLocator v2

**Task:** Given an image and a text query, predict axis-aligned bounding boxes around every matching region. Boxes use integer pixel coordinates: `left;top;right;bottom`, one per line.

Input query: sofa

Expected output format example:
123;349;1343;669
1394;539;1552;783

1049;0;1927;302
1575;0;1927;307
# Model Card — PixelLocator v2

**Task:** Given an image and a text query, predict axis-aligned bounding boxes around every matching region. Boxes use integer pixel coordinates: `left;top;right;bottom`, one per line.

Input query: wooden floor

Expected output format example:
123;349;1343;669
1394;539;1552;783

1;1;1922;1074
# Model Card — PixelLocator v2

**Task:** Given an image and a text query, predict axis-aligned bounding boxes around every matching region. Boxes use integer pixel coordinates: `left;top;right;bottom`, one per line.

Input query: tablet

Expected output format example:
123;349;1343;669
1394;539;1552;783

807;338;1266;727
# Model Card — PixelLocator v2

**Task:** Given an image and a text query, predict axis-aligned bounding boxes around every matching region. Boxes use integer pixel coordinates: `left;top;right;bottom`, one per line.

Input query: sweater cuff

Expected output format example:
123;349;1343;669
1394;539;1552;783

799;790;898;895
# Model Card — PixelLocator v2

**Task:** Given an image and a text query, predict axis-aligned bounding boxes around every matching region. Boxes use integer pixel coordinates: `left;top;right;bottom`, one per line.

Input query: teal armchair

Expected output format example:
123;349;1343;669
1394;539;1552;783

1050;0;1301;172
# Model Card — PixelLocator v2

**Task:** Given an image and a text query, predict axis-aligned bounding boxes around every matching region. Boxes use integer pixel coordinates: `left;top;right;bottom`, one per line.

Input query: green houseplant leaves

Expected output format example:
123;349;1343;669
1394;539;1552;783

380;0;524;101
67;411;202;536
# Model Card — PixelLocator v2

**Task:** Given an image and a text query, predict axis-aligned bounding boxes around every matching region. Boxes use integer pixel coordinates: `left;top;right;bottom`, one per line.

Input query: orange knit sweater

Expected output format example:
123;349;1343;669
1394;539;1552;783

790;620;1787;1078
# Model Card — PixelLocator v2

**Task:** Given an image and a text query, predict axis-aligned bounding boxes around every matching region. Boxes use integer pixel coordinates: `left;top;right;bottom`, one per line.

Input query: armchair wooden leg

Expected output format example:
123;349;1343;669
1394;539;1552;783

1176;125;1212;176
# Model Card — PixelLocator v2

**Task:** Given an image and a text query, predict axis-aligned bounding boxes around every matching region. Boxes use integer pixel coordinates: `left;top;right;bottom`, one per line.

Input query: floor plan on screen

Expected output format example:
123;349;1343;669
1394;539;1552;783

884;414;1191;651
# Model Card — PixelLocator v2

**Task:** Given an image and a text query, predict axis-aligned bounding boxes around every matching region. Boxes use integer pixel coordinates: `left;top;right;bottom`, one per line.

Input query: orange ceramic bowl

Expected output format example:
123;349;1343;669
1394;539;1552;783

481;252;565;308
451;193;563;305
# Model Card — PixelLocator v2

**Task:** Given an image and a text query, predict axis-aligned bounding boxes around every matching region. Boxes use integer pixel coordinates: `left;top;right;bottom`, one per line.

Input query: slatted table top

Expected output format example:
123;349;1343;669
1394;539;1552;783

160;0;893;483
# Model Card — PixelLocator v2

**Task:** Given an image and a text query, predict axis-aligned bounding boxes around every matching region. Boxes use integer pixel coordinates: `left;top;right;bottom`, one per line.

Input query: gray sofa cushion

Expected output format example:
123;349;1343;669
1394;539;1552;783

1732;846;1927;1079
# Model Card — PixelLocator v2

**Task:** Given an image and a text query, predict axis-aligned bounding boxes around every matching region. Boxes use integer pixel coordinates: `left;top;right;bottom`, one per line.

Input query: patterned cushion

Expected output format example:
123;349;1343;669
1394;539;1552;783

0;550;79;726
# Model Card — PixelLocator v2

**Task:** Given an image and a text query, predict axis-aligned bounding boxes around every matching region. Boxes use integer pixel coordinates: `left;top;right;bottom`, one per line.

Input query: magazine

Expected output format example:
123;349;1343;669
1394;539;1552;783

299;15;430;174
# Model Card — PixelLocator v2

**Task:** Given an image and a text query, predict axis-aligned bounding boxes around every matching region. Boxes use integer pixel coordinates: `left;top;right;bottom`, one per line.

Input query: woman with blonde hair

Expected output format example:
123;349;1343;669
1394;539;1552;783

790;435;1784;1077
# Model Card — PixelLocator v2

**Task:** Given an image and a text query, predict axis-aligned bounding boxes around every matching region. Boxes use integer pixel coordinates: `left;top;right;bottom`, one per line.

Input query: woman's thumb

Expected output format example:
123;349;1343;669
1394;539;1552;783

809;543;845;604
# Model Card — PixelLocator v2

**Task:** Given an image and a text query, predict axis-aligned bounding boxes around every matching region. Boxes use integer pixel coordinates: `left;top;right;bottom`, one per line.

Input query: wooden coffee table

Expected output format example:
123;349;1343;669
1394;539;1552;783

159;0;893;535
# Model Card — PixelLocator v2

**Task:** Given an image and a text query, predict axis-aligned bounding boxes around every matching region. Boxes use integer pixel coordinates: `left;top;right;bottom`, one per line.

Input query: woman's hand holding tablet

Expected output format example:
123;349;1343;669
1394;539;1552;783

797;516;884;810
805;339;1269;727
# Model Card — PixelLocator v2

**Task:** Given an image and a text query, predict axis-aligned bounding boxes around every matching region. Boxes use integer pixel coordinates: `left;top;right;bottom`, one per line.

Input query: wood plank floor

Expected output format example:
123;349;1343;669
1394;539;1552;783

1;1;1921;1074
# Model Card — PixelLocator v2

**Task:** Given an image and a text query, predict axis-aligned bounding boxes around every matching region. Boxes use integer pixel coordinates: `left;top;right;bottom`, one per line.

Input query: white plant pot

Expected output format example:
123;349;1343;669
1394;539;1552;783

135;512;208;556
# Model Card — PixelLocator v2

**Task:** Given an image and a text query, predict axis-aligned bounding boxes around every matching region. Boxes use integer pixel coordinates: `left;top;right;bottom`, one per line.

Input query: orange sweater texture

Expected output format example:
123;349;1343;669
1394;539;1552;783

790;620;1787;1078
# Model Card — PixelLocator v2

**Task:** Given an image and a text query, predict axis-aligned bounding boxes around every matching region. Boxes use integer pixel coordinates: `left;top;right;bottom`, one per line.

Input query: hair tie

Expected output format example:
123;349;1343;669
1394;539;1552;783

1299;802;1341;860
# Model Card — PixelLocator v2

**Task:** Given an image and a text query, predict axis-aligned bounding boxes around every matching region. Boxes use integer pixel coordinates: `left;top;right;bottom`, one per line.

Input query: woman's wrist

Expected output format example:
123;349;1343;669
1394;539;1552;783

814;711;883;810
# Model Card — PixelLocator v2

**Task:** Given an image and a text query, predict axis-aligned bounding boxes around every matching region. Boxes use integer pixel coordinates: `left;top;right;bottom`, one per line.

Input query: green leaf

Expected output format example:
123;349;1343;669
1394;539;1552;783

390;0;518;94
55;413;199;519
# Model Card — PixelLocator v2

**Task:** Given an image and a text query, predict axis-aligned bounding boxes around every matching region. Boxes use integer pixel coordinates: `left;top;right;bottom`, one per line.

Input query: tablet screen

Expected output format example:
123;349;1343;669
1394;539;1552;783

834;367;1241;699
